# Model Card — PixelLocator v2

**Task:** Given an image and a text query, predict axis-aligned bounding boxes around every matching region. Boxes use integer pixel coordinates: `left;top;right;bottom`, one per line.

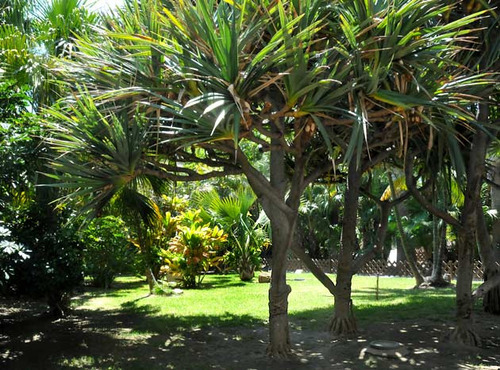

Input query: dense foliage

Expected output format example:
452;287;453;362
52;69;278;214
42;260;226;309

79;216;135;288
161;210;227;288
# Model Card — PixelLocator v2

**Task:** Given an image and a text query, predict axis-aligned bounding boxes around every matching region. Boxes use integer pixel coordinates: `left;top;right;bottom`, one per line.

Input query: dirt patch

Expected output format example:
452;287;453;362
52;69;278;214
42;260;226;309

1;296;499;369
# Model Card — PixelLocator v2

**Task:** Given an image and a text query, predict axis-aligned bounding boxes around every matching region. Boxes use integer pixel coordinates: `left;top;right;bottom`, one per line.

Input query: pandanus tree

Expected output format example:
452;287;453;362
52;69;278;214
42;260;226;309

292;0;494;338
475;12;500;316
45;0;492;356
46;95;172;293
403;4;499;343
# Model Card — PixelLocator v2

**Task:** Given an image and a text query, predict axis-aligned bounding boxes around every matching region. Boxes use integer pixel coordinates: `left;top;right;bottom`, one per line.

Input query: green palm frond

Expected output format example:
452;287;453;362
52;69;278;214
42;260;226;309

33;0;99;57
0;24;33;85
0;0;33;32
327;0;493;165
45;0;497;201
194;185;257;229
44;91;167;225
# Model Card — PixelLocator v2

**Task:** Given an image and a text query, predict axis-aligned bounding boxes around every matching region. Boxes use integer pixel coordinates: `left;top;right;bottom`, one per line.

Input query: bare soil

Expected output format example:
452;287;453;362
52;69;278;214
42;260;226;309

1;295;499;369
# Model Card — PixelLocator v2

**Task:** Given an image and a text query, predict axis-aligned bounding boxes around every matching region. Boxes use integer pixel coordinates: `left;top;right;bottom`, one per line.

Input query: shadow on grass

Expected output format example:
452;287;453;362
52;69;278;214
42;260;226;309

198;274;249;289
0;297;270;370
290;290;457;330
1;278;498;370
118;297;264;333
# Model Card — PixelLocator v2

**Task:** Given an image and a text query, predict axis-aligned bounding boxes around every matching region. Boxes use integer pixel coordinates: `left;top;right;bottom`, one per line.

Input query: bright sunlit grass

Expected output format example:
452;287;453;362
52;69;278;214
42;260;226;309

74;273;469;332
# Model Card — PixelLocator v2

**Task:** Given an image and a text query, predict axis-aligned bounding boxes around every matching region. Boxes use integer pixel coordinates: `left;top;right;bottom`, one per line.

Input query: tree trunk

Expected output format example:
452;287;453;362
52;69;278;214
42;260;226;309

330;271;357;335
481;266;500;316
396;237;406;262
265;117;294;358
451;226;481;345
476;203;500;314
145;267;155;293
429;218;449;286
329;160;360;336
450;103;489;345
388;172;424;287
236;117;302;358
491;159;500;251
239;266;255;282
267;214;292;358
482;159;500;314
404;107;488;345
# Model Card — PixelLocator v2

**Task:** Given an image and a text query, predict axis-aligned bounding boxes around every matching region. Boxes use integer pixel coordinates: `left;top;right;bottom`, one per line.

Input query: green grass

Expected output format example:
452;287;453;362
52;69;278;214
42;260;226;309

74;273;476;332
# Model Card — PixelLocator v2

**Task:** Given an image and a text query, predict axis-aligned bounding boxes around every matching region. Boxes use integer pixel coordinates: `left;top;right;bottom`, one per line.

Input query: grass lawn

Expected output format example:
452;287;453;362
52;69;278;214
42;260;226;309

75;273;465;331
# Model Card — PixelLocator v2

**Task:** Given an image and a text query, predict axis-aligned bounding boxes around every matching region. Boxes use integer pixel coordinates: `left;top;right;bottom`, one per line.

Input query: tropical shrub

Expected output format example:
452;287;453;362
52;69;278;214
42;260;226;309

222;214;270;281
8;203;84;316
79;216;135;288
161;211;227;288
195;186;270;281
0;224;30;295
0;82;83;315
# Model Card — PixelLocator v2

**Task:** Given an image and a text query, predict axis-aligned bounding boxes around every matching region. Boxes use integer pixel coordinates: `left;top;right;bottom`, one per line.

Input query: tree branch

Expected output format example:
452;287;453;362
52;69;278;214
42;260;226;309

472;267;500;299
291;242;337;296
140;166;242;182
236;147;295;219
361;149;394;173
404;152;461;228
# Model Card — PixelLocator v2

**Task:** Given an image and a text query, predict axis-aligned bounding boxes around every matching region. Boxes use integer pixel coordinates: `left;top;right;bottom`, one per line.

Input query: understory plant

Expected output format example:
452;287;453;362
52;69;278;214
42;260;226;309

0;224;30;295
195;186;270;281
79;216;135;288
161;210;227;288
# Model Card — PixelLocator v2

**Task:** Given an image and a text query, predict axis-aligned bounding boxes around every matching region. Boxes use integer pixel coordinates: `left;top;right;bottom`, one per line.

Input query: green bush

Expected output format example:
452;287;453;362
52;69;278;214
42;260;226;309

161;211;227;288
0;224;30;295
79;216;135;288
194;187;269;281
8;204;84;317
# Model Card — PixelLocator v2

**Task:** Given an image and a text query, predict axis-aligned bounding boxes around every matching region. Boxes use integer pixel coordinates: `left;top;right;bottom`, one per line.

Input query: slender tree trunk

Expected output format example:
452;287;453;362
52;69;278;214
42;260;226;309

267;211;293;358
238;118;302;358
430;177;450;286
476;203;500;314
429;218;449;286
397;237;406;262
388;172;424;287
292;196;392;329
329;160;360;335
241;164;296;358
491;159;500;252
450;103;489;345
145;267;155;294
134;217;156;294
265;119;292;358
452;225;481;345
